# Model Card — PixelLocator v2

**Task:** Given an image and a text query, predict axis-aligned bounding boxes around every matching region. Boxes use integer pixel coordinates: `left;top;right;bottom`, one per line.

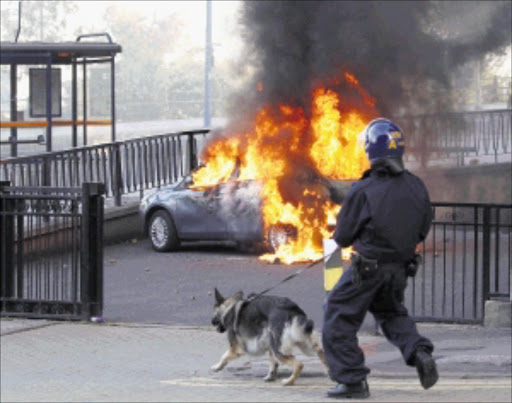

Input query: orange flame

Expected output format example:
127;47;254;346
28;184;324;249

344;72;376;107
191;137;241;187
192;73;375;264
310;87;369;179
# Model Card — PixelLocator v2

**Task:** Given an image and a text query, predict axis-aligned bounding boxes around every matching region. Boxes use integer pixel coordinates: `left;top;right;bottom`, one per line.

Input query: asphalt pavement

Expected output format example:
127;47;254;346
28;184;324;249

1;239;511;402
100;239;330;328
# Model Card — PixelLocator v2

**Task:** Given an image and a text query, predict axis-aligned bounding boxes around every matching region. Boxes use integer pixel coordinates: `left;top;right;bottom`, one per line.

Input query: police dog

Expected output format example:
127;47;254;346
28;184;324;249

211;288;327;386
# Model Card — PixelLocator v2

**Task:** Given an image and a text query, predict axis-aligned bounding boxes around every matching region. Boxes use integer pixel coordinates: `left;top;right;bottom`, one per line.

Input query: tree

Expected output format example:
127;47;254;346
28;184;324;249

101;4;187;121
100;4;238;122
0;0;78;42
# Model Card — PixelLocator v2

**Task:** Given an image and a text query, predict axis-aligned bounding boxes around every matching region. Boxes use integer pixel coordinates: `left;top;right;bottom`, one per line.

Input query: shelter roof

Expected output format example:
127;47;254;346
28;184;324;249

0;39;122;64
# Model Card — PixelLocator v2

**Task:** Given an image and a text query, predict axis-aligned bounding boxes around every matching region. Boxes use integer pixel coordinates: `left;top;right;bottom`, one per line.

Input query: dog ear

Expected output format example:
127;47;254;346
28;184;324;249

233;291;244;300
214;288;225;305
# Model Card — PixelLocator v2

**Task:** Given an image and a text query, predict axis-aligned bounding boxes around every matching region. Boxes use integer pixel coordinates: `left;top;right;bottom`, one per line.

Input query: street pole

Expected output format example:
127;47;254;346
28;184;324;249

40;1;43;41
204;0;212;128
475;59;482;110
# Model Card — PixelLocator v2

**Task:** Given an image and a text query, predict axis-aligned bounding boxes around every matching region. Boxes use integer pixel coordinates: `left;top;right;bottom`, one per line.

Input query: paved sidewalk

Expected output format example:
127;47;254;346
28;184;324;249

1;319;511;402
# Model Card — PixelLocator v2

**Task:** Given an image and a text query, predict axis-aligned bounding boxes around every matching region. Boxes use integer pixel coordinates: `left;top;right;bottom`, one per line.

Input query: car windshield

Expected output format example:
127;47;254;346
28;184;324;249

179;162;242;192
174;173;224;193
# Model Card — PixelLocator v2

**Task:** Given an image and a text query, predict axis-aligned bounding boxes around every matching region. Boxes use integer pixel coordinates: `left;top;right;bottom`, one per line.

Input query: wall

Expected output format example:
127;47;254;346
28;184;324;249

414;162;511;204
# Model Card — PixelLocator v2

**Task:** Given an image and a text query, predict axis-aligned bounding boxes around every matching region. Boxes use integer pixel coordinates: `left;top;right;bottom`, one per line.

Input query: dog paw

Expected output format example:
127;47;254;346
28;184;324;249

210;363;223;372
281;377;295;386
263;374;276;382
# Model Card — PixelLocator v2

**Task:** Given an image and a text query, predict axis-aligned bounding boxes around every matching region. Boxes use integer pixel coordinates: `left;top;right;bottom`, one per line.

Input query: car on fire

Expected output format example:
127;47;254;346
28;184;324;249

139;171;352;253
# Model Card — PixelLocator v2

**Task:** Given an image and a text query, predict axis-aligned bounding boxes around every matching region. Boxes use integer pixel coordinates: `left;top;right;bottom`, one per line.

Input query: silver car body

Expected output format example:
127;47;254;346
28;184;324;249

140;177;265;243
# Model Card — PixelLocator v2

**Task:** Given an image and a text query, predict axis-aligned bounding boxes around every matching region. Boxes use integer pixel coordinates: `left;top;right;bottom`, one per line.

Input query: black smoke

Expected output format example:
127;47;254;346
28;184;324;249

228;0;511;119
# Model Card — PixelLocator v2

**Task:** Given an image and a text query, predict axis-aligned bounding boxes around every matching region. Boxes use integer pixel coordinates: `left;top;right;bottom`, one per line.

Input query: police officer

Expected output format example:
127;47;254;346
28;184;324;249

322;118;438;399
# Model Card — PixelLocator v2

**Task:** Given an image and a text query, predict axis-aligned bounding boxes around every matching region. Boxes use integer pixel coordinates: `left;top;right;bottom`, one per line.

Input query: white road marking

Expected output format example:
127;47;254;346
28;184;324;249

160;377;512;390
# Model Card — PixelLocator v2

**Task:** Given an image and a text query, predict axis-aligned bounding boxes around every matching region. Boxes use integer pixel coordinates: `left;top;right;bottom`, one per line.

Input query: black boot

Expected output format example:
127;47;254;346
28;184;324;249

326;380;370;399
415;349;439;389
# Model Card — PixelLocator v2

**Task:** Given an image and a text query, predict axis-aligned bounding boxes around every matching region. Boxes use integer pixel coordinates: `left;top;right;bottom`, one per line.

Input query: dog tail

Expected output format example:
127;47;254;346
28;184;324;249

304;318;314;334
293;315;314;335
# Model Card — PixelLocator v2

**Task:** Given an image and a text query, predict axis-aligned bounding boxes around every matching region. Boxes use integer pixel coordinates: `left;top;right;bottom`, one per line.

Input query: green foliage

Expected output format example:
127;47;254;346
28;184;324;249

101;4;207;121
101;4;236;121
0;0;78;42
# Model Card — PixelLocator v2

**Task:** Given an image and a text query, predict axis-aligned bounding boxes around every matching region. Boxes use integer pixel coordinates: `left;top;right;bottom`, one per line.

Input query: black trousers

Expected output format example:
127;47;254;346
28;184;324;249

322;263;434;384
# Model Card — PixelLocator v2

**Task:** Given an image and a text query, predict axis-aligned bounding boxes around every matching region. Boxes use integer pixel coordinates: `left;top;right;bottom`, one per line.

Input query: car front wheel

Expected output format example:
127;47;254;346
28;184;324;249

148;210;180;252
267;224;297;252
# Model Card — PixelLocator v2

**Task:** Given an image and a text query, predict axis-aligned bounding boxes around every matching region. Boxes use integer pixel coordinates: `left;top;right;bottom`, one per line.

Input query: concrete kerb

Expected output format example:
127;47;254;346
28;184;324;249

103;200;142;244
0;318;57;336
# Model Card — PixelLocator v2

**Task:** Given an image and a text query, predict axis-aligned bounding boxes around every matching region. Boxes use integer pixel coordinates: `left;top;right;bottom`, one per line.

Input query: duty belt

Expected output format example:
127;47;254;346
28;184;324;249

350;252;421;287
350;253;378;287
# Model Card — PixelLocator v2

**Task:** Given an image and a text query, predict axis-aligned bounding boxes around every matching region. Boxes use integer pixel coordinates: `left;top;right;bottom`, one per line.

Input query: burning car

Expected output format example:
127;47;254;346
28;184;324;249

139;169;352;254
141;77;374;263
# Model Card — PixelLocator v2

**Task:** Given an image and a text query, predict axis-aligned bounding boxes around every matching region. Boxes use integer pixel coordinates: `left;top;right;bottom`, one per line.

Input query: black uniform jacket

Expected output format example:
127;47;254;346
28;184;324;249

333;164;432;263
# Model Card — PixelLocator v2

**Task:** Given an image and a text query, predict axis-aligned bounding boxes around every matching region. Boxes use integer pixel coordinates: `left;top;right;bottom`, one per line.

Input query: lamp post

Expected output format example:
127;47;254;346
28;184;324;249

204;0;212;128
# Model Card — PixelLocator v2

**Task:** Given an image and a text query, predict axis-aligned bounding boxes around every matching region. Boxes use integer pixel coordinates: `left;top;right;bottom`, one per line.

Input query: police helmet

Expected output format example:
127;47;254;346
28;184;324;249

364;118;405;162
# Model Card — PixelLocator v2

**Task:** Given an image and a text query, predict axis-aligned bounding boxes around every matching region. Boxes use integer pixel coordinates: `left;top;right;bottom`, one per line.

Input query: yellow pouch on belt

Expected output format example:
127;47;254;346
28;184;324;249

323;239;344;292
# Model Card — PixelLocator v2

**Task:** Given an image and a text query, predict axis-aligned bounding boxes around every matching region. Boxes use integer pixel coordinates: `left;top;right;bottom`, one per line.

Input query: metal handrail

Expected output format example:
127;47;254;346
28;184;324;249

395;109;511;166
0;129;210;206
76;32;113;43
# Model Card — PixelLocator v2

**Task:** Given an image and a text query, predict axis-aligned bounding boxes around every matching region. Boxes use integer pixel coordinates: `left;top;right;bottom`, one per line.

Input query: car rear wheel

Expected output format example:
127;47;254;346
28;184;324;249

148;210;180;252
267;224;297;252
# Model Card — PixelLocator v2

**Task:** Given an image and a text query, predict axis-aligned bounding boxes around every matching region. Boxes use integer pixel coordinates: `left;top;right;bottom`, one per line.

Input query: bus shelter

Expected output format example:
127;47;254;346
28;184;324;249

0;33;122;157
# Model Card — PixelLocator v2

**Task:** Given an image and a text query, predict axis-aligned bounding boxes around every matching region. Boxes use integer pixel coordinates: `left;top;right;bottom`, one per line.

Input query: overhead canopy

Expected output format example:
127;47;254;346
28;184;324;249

1;36;122;64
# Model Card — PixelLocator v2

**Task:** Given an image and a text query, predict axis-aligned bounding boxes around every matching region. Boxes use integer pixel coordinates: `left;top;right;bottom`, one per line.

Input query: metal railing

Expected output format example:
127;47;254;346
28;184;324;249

1;129;209;206
1;111;510;209
0;182;105;320
396;109;511;166
406;202;511;324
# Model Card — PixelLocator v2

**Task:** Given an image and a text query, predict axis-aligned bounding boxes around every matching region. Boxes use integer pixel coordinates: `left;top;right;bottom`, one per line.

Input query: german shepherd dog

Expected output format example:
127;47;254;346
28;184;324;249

211;288;327;386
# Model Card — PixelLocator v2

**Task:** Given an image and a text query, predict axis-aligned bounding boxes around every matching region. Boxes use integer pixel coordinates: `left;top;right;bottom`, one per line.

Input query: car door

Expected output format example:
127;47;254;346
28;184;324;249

222;181;264;241
173;185;227;240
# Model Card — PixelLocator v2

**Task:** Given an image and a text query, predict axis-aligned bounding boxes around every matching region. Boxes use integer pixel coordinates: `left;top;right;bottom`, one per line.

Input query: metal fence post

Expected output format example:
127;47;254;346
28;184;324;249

0;181;15;304
15;195;23;298
81;183;90;318
90;182;104;318
113;142;122;207
482;206;491;308
41;156;50;187
188;133;197;172
81;182;105;319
